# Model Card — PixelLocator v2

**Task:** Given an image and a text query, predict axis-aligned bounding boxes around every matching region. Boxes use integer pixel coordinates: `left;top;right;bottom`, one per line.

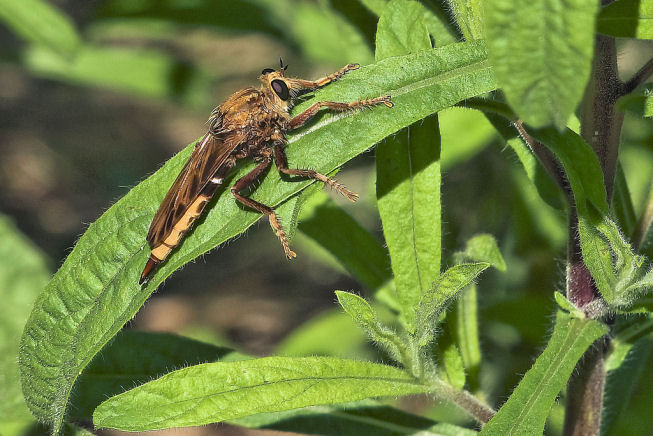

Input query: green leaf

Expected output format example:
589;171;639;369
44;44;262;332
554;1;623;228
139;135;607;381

376;0;441;331
0;215;49;428
448;0;484;40
69;330;241;421
455;233;506;271
416;263;489;346
336;291;407;366
357;0;460;46
617;84;653;118
613;163;638;238
485;0;599;128
233;400;478;436
530;127;609;214
25;45;211;105
603;335;653;435
528;127;619;303
93;357;429;431
480;311;608;436
554;291;583;316
436;335;467;390
440;107;497;170
19;41;496;435
298;192;391;290
375;0;432;60
598;0;653;39
0;0;80;57
482;109;564;211
606;315;653;371
290;2;374;65
450;283;481;392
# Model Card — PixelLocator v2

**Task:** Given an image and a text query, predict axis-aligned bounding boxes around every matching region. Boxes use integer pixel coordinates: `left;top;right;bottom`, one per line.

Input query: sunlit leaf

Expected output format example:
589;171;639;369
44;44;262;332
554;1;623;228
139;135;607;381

375;0;441;331
485;0;599;128
93;357;428;431
416;263;489;346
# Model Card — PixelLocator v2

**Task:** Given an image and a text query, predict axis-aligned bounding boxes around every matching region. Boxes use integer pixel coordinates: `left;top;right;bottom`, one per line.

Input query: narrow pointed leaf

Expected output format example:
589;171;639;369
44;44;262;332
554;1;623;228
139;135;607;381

336;291;406;364
451;283;482;391
298;192;391;290
417;263;489;345
529;128;617;302
357;0;459;46
481;311;608;436
485;0;599;128
456;233;506;271
19;41;496;435
93;357;429;431
376;0;441;331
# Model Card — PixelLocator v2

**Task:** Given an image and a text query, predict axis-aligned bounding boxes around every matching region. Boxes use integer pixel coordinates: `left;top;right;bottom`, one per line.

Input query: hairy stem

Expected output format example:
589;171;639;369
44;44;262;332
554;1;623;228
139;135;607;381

434;378;496;425
563;33;622;436
621;56;653;96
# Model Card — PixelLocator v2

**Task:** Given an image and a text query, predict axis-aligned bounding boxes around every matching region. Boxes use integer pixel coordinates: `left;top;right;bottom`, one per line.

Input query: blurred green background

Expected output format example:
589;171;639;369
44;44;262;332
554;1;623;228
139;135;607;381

1;1;653;435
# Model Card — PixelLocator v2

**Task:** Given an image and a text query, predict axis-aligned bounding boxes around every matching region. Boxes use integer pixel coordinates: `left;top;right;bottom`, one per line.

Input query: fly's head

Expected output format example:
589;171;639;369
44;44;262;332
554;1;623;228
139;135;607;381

259;58;312;112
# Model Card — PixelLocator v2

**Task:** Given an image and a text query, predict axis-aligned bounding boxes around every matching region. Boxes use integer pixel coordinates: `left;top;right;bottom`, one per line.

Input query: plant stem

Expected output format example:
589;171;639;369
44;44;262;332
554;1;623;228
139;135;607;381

563;33;622;436
513;120;570;196
580;35;623;201
621;57;653;96
433;377;496;425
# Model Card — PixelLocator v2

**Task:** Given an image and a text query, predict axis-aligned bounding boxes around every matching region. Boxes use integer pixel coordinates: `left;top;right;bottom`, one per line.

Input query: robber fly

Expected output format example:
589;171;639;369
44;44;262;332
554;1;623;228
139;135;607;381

140;59;393;284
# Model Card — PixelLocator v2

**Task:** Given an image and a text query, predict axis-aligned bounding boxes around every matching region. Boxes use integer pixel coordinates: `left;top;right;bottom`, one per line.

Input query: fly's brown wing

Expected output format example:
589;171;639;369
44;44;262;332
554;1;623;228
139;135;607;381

146;132;238;249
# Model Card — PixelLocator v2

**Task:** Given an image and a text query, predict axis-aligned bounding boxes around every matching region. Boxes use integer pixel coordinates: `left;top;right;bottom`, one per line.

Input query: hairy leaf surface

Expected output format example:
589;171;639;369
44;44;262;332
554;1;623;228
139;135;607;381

93;357;428;431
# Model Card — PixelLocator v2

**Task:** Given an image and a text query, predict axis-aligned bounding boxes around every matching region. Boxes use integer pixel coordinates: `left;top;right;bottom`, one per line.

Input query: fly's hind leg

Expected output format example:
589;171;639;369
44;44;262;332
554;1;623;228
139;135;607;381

273;144;358;202
231;156;296;259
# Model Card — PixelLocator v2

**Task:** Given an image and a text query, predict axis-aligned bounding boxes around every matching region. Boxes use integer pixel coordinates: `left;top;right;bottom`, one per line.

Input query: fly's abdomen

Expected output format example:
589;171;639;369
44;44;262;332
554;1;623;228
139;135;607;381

140;187;216;284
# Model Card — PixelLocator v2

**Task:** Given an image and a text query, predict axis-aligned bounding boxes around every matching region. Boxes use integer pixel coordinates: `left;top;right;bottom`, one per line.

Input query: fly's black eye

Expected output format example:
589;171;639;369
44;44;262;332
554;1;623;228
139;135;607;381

271;79;290;101
261;68;275;75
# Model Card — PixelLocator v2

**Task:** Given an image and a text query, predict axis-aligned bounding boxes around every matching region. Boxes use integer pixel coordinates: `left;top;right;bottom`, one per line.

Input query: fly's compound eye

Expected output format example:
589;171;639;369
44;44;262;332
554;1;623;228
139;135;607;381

261;68;275;75
271;79;290;101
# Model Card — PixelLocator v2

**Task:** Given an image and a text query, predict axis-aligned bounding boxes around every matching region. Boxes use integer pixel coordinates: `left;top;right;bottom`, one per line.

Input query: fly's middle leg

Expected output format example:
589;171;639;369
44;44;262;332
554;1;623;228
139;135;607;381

231;157;296;259
273;144;358;202
288;95;393;130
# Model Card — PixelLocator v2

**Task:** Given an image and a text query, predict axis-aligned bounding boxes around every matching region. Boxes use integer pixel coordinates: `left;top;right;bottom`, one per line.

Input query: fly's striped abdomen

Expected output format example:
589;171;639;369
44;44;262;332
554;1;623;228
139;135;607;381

140;177;223;284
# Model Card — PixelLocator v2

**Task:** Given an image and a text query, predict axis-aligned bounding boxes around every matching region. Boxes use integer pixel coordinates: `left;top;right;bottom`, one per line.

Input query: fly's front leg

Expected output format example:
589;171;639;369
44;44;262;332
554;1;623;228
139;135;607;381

274;144;358;202
289;95;393;130
231;157;296;259
292;63;361;91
